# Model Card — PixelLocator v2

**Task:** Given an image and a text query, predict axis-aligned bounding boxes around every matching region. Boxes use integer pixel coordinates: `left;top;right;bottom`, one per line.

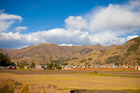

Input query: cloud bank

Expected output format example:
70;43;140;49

0;0;140;49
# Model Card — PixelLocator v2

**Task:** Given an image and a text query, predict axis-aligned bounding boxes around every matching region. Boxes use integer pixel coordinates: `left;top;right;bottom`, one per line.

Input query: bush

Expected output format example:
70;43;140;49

0;85;14;93
107;55;119;63
100;50;106;53
80;59;87;63
61;62;68;65
56;65;62;70
85;62;89;65
88;58;92;60
124;53;130;57
80;48;93;54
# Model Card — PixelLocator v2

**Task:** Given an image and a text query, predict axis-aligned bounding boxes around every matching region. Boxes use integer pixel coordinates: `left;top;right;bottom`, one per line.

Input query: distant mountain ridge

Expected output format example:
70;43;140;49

0;43;118;65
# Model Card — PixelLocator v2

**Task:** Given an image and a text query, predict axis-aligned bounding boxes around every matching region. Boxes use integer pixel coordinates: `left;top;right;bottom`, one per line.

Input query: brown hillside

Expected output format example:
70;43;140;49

0;43;117;65
71;37;140;66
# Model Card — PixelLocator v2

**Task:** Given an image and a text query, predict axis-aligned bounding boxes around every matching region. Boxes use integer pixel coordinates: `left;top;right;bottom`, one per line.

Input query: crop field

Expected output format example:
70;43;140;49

0;69;140;92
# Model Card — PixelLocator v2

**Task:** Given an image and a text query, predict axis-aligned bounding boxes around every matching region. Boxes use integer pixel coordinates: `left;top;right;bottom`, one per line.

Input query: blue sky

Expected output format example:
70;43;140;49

0;0;140;49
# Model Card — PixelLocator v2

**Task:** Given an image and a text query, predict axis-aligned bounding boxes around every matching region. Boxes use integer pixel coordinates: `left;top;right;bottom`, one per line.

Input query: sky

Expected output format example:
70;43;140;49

0;0;140;49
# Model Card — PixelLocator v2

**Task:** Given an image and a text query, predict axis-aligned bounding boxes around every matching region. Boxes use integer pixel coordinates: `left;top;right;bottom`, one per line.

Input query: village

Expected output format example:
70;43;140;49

2;63;140;71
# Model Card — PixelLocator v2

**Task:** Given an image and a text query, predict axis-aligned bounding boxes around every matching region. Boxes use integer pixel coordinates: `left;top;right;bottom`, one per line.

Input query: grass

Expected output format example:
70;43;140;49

84;73;140;78
0;70;140;92
20;84;29;93
123;89;140;93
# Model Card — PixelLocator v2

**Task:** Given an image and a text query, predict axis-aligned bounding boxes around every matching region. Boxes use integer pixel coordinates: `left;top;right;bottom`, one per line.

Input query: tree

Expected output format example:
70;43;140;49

55;63;62;70
0;52;11;67
5;55;10;66
56;65;62;70
115;62;119;66
10;62;16;66
134;57;140;66
47;62;53;70
17;62;20;67
120;61;123;65
19;64;24;69
0;52;5;66
31;61;35;68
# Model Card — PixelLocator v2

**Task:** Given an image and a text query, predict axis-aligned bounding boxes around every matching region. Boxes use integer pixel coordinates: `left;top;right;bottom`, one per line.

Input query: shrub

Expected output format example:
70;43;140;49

84;49;93;54
56;65;62;70
124;53;130;57
80;48;93;54
88;58;92;60
85;62;89;65
107;55;119;63
61;62;68;65
100;50;106;53
80;59;87;63
0;85;14;93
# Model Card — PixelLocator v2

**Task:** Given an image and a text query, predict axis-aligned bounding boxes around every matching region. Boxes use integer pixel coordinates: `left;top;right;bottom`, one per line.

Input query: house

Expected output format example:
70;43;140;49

7;66;16;69
82;65;86;68
93;65;99;68
35;65;43;69
135;66;140;70
62;65;71;70
123;65;128;68
24;65;30;69
0;66;5;69
31;65;44;70
100;63;115;68
138;67;140;70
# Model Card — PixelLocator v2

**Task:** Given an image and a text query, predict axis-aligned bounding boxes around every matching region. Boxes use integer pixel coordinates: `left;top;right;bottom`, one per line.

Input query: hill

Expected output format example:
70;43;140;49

0;43;117;65
69;37;140;66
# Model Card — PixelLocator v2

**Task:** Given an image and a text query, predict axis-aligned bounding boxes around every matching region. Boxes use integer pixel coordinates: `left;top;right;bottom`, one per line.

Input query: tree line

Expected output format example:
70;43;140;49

0;52;14;67
0;52;62;70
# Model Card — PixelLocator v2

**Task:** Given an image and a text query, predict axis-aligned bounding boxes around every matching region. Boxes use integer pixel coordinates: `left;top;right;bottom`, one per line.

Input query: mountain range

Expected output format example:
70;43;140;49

0;43;117;65
0;37;140;66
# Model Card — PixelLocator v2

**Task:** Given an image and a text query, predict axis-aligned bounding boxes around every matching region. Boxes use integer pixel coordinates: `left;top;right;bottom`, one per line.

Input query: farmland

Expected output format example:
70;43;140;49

0;69;140;93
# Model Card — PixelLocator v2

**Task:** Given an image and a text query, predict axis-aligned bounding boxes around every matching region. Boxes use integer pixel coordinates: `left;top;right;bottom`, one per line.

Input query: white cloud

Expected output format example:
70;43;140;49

88;2;140;32
65;16;87;30
0;1;140;49
0;21;14;32
58;43;74;46
0;13;22;20
0;10;22;32
0;28;126;49
126;35;139;41
92;31;126;45
15;26;28;32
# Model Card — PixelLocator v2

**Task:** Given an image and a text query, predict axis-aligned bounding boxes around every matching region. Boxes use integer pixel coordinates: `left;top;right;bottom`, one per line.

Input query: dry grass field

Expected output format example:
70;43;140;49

0;70;140;93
